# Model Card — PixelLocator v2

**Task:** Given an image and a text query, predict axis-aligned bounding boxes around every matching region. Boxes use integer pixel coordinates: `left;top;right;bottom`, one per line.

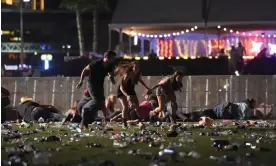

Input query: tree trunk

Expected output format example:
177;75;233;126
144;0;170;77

92;10;97;53
76;9;84;56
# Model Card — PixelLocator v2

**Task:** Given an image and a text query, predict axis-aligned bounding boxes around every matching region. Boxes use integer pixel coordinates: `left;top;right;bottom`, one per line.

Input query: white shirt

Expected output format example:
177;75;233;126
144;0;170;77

235;102;254;119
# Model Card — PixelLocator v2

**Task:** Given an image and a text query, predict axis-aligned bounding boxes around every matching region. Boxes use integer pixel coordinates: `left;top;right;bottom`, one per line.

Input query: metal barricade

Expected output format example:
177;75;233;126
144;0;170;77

2;76;276;117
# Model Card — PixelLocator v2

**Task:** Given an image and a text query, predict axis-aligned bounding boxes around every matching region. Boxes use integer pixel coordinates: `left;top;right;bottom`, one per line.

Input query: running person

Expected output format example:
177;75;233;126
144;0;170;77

115;61;150;128
147;71;183;126
76;50;117;129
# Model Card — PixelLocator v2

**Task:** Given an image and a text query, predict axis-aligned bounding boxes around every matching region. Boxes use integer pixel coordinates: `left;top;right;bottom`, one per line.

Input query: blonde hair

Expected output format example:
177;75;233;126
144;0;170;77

115;61;140;77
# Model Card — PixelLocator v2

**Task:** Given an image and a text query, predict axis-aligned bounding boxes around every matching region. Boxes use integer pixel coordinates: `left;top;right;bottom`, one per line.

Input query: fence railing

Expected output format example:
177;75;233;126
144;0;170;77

2;76;276;117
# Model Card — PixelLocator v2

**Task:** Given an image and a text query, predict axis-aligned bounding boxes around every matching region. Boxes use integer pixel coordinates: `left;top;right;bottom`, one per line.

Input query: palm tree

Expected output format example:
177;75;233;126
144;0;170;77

60;0;109;55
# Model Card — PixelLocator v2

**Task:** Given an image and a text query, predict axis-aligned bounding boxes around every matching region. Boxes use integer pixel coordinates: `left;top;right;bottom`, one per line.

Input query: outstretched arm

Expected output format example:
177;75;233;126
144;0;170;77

138;75;150;90
76;65;90;89
79;65;90;83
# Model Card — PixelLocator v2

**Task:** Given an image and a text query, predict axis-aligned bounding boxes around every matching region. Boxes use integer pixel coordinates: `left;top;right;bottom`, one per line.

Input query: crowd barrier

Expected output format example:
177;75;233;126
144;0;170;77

2;76;276;117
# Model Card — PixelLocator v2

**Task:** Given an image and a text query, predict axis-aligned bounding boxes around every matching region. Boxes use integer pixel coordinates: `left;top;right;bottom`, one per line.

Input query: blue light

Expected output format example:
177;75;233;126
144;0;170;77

44;60;49;70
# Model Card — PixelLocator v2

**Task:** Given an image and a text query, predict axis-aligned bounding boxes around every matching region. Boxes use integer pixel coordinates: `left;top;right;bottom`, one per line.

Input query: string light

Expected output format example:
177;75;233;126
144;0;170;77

217;25;276;38
133;26;198;39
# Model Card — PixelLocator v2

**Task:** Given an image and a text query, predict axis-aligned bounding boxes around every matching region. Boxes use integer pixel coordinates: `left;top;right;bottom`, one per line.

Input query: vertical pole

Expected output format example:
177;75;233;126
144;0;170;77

13;80;18;107
264;78;268;116
129;35;132;55
225;78;228;102
108;26;112;50
205;78;209;107
32;79;37;101
185;78;189;113
245;77;248;99
229;75;234;102
119;28;123;56
70;79;75;107
141;38;145;56
205;21;208;57
217;29;220;53
272;75;276;119
20;0;24;73
52;80;56;106
188;76;192;113
65;77;69;111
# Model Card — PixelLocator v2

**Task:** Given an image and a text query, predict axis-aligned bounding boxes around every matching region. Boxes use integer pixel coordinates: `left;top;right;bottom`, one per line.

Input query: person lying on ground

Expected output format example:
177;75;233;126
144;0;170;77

16;97;64;123
110;94;158;122
147;71;184;126
254;103;273;119
130;94;158;121
62;100;82;123
183;98;258;121
105;94;118;117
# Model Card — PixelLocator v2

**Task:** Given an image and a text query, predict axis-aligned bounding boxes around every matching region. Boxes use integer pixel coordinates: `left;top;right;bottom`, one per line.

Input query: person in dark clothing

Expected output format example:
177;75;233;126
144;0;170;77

17;97;64;122
1;87;11;123
115;61;150;128
147;71;183;126
76;50;117;129
149;49;158;59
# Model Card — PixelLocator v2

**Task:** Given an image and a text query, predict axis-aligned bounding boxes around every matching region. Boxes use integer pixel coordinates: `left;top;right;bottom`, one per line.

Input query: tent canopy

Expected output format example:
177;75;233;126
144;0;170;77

110;0;276;35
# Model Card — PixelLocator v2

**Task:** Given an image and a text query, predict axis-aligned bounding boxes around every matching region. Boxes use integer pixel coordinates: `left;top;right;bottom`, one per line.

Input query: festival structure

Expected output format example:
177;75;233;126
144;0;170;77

110;0;276;59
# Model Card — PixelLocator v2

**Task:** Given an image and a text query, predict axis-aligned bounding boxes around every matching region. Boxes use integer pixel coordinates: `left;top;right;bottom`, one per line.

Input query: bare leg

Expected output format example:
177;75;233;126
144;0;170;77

118;97;129;128
150;95;165;119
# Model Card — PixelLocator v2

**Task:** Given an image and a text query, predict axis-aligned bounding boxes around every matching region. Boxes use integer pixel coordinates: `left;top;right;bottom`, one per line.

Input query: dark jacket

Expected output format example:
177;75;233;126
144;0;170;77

17;101;40;122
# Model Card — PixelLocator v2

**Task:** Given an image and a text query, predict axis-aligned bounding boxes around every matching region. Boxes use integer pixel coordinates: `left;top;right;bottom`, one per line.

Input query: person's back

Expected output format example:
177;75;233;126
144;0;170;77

136;101;153;120
17;101;40;121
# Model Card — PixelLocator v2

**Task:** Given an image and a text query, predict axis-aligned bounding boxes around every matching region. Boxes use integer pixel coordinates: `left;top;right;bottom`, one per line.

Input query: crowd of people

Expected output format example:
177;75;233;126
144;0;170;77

1;50;273;128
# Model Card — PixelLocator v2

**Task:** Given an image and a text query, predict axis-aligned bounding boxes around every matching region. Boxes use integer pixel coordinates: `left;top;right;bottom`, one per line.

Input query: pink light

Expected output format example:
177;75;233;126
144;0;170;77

146;35;149;37
154;35;158;38
274;35;276;38
141;34;145;37
268;34;271;38
172;33;176;36
159;35;163;38
164;34;167;37
249;33;252;36
242;32;246;36
176;32;180;35
181;31;184;34
150;35;153;38
168;34;171;37
138;33;142;36
250;41;263;53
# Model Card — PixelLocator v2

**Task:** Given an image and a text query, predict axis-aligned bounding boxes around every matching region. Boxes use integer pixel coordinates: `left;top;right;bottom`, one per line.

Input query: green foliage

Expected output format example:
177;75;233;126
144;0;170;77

60;0;110;12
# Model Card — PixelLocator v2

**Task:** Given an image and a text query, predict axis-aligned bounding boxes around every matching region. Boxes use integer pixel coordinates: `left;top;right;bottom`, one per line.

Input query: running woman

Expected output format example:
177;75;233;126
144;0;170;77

147;71;183;126
115;61;150;128
76;50;117;129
